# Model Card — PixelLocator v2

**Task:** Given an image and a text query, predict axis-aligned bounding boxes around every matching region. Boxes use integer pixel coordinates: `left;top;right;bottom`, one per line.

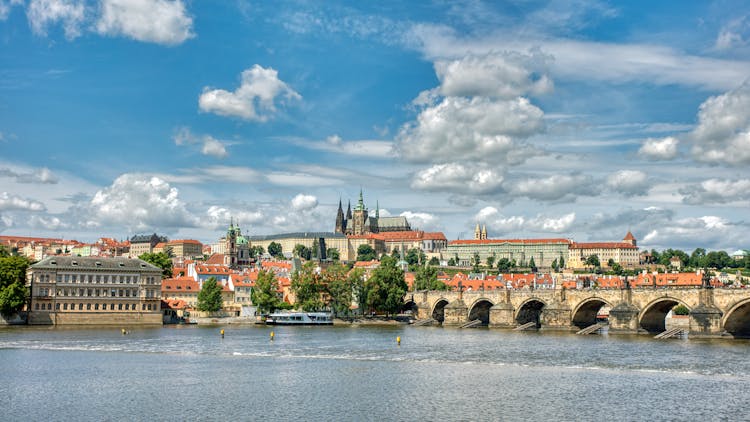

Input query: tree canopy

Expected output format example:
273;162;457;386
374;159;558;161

293;244;312;260
0;255;30;316
356;244;376;261
363;256;407;316
138;252;173;278
326;248;340;261
413;265;448;291
291;262;325;311
267;242;283;258
197;277;223;312
251;269;281;314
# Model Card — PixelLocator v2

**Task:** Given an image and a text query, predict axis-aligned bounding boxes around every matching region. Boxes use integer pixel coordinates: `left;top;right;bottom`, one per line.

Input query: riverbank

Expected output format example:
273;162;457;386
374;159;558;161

189;316;407;326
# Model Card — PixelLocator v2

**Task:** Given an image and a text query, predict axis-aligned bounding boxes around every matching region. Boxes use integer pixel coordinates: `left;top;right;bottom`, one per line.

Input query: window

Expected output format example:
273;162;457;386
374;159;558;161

118;303;122;310
110;303;114;310
86;303;91;310
63;303;68;310
94;303;99;310
110;289;116;297
56;274;62;282
34;303;39;310
55;303;60;310
78;303;83;310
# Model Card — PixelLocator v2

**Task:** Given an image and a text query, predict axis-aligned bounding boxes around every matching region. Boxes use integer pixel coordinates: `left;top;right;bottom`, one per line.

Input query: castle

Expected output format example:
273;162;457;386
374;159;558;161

335;190;411;235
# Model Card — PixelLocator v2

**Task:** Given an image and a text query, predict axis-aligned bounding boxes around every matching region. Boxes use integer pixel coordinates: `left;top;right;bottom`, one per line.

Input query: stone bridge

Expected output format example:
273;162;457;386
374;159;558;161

403;286;750;338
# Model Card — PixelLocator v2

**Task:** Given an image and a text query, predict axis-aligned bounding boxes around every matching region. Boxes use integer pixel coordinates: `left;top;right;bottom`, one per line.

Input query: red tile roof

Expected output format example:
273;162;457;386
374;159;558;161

206;253;225;265
449;238;570;245
162;277;200;292
168;239;202;245
570;242;637;249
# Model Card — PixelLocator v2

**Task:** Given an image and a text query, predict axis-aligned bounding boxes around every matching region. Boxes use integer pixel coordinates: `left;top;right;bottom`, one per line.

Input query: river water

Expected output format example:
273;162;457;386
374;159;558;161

1;325;748;421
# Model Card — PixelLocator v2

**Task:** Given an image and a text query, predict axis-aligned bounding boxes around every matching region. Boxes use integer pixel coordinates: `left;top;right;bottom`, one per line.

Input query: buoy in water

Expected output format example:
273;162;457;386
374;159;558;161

397;336;401;345
220;329;225;338
270;331;275;341
121;328;127;335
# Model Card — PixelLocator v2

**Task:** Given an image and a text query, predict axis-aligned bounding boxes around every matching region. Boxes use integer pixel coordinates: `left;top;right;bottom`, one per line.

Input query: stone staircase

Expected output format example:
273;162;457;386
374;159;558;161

654;327;685;339
576;322;608;335
513;321;538;331
459;319;484;328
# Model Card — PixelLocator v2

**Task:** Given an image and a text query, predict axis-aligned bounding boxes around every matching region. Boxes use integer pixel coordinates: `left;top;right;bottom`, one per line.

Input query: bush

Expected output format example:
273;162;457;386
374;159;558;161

673;304;690;316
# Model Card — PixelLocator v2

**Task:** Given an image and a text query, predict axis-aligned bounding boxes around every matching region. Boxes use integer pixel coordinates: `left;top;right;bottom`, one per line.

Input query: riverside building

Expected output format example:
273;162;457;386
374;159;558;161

27;256;163;325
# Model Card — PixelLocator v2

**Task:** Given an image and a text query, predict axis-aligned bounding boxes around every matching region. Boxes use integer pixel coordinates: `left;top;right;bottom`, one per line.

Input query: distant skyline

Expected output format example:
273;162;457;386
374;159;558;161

1;0;749;251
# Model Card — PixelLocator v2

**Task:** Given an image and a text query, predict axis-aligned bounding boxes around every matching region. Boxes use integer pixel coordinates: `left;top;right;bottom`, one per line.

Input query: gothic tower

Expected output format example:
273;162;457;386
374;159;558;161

335;199;346;234
474;223;481;240
481;225;487;240
350;189;369;235
225;218;238;268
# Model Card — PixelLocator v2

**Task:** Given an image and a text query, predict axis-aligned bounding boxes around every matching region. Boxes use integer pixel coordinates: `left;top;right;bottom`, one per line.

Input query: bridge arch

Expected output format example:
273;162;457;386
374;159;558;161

571;298;612;329
638;297;689;333
468;298;494;325
722;299;750;338
401;299;418;315
515;298;547;328
431;298;450;324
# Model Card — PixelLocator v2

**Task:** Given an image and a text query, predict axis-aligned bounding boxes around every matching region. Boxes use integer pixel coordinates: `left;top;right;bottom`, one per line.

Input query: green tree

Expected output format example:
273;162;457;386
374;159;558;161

0;255;30;316
357;244;377;261
428;256;440;266
413;265;448;291
293;244;312;260
364;256;407;316
322;263;352;316
326;248;340;261
585;254;600;269
197;277;223;312
405;248;426;268
497;257;514;272
611;262;623;275
689;248;707;268
348;268;367;314
558;255;565;270
268;242;283;258
705;251;732;269
471;253;481;272
486;254;496;269
447;257;456;266
251;270;281;314
390;247;400;259
551;258;559;272
529;256;537;273
249;245;264;259
138;252;173;278
673;304;690;315
291;262;325;311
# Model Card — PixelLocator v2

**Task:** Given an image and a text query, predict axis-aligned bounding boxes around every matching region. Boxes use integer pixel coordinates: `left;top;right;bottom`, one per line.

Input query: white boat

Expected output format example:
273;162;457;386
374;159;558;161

265;312;333;325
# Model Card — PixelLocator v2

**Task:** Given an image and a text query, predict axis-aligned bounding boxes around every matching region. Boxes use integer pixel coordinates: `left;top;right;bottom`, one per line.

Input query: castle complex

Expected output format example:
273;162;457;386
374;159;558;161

335;190;411;235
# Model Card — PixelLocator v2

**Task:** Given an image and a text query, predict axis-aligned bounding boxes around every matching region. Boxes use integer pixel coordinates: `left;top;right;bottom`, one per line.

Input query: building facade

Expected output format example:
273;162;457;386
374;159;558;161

129;233;168;258
334;190;411;236
446;238;571;268
567;232;640;269
250;232;350;261
27;256;162;325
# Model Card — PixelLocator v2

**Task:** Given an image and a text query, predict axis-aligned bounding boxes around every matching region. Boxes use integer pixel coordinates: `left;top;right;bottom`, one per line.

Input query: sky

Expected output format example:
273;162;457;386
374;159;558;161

1;0;749;252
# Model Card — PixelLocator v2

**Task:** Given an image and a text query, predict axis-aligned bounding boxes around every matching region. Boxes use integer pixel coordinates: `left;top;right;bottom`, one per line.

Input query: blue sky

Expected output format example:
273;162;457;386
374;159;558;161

1;0;749;252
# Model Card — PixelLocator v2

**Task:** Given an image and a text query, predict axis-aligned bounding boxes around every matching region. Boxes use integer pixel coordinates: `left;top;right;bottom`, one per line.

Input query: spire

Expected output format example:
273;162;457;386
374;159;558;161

474;223;481;240
357;188;365;211
481;225;487;240
376;200;379;219
346;200;352;220
335;198;345;234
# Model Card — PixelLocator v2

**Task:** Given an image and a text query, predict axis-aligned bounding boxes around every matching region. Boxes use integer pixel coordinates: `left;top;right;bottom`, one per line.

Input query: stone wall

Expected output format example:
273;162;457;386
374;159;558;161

28;311;162;325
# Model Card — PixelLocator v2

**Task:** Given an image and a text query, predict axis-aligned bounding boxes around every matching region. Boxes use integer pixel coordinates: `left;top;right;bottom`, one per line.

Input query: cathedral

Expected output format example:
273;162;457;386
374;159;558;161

335;190;411;235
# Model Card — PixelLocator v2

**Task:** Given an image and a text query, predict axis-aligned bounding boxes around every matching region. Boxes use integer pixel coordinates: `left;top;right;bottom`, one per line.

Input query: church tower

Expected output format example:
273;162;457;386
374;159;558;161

350;189;369;235
474;223;481;240
335;199;346;234
224;218;238;268
481;225;487;240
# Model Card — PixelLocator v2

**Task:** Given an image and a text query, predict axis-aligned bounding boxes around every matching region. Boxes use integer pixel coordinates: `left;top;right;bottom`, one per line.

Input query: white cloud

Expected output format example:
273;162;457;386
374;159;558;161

27;0;85;40
86;174;197;231
476;206;575;234
0;0;22;20
397;96;544;164
690;81;750;165
511;173;594;201
199;65;301;122
266;172;342;187
715;16;750;51
28;215;66;230
400;211;439;231
638;136;679;160
0;166;58;184
290;194;318;211
434;50;553;99
173;127;229;159
201;136;228;159
0;192;46;212
96;0;194;46
204;206;264;230
680;178;750;205
641;215;747;250
606;170;649;197
411;163;504;195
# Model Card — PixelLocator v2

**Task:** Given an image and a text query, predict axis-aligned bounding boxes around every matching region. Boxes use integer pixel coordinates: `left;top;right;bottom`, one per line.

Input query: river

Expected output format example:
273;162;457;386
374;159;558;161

1;325;748;421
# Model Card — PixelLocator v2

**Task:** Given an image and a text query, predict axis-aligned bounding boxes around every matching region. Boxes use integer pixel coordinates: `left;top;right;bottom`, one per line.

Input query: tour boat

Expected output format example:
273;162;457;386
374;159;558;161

265;311;334;325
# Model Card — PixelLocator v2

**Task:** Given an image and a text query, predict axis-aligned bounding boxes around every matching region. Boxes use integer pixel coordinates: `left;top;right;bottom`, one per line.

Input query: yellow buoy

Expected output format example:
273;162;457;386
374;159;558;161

270;331;275;341
220;329;225;338
397;336;401;345
121;328;126;335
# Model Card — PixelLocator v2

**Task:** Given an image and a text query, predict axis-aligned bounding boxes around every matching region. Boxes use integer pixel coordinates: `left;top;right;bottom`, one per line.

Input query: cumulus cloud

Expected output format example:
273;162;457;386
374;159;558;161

411;163;504;195
606;170;649;197
199;65;301;122
86;174;197;231
638;136;679;160
27;0;85;39
173;127;229;159
399;211;439;231
0;192;46;212
290;194;318;211
476;206;575;234
28;215;66;230
397;96;544;164
690;81;750;165
434;50;553;99
510;173;594;202
204;206;264;230
0;166;58;184
680;178;750;204
642;215;748;250
96;0;194;46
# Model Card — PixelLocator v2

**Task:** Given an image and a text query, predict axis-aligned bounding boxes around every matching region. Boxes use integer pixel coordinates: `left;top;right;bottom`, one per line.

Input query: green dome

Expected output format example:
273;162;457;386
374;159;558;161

236;235;248;245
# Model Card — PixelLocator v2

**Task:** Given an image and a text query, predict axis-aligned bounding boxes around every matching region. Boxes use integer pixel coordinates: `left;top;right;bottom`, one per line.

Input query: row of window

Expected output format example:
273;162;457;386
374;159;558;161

34;302;158;311
53;288;141;298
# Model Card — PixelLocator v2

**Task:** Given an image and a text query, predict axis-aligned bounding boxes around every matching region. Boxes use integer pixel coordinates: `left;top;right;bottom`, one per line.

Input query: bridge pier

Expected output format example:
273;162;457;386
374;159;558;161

442;299;468;326
540;301;573;331
489;302;515;328
608;302;640;333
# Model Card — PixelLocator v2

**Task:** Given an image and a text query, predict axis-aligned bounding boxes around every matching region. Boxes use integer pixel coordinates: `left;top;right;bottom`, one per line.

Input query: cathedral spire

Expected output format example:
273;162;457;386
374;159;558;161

356;188;365;211
376;200;379;219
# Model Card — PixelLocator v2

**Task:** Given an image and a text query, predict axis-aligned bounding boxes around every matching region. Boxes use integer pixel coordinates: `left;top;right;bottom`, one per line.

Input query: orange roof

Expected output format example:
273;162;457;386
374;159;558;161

261;261;292;270
570;242;637;249
449;238;570;245
154;242;166;249
376;231;424;241
161;299;188;310
206;253;225;265
194;265;231;274
347;234;381;240
168;239;202;245
353;260;380;268
624;231;636;241
162;277;200;292
423;232;447;241
230;273;256;286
